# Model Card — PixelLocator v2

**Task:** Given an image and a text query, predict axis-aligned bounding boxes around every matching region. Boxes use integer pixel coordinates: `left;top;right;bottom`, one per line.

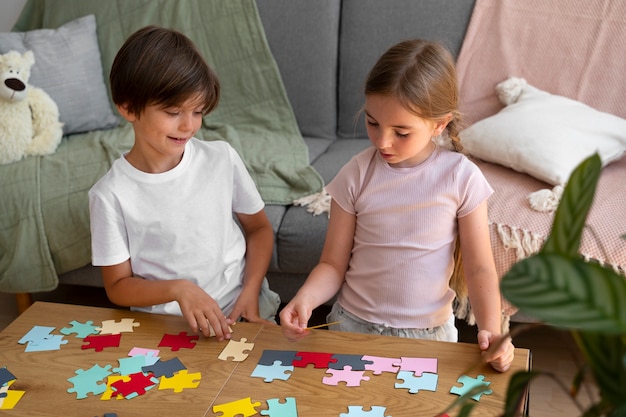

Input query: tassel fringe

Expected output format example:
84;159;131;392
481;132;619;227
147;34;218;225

293;189;331;217
527;185;564;212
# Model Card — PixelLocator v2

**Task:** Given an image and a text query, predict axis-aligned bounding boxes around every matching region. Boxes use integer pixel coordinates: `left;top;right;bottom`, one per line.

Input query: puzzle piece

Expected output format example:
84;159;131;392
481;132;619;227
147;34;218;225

158;332;199;351
362;355;400;375
60;320;100;338
18;325;56;344
395;371;438;394
128;347;160;365
322;366;370;387
260;397;298;417
339;406;391;417
158;370;201;392
328;354;373;371
292;351;337;368
97;318;140;335
251;361;294;382
450;374;493;401
393;357;437;376
24;334;68;352
113;355;148;375
0;368;16;386
0;389;25;410
218;338;254;361
82;334;122;352
67;364;113;399
213;397;261;417
110;371;159;399
142;357;186;378
258;350;298;366
101;375;131;400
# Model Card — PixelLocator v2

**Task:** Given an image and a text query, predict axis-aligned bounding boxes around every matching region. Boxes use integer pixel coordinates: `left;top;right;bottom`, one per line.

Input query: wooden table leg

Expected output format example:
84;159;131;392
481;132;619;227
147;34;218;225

15;293;34;314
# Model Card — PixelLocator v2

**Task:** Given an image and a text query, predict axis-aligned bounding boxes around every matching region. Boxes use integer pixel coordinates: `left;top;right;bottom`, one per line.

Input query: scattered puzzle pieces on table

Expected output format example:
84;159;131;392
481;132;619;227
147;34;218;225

292;351;337;368
260;397;298;417
395;371;439;394
450;374;493;401
251;361;294;382
97;318;140;335
322;366;370;387
218;338;254;361
213;397;261;417
339;406;390;417
362;355;400;375
158;332;199;351
110;371;159;399
393;357;437;376
158;369;201;393
101;375;131;400
67;364;113;399
60;320;100;338
82;334;122;352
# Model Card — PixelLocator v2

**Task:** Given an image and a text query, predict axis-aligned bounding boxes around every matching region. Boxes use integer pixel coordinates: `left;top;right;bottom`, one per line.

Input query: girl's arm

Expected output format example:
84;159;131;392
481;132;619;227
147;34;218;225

458;200;515;372
101;261;232;340
230;209;275;324
280;199;355;341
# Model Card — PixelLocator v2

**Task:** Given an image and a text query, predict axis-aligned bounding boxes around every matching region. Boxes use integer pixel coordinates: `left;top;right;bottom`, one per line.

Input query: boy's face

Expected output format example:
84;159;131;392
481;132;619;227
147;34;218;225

117;95;205;172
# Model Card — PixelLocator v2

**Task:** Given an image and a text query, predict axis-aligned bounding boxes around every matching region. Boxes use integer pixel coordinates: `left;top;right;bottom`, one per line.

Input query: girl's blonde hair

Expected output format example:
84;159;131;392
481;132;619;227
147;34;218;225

364;39;463;152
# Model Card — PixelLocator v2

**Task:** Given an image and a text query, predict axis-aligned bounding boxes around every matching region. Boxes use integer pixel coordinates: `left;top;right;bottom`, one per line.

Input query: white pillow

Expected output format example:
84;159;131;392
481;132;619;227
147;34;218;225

460;77;626;185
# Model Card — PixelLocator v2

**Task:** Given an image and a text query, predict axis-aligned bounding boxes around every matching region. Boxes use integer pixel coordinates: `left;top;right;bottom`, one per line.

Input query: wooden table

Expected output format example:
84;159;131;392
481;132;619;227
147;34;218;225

0;302;530;416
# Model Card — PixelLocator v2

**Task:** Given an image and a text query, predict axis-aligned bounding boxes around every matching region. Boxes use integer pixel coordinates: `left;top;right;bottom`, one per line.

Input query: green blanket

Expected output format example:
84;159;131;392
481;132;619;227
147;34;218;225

0;0;323;293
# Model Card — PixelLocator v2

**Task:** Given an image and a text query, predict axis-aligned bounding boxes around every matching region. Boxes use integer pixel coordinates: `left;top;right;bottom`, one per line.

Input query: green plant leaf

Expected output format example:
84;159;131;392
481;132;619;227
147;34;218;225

502;370;540;417
501;253;626;333
542;154;601;256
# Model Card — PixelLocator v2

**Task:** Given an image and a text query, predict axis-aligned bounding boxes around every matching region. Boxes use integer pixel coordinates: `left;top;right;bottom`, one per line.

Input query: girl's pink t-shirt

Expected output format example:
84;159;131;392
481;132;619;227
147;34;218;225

326;145;493;329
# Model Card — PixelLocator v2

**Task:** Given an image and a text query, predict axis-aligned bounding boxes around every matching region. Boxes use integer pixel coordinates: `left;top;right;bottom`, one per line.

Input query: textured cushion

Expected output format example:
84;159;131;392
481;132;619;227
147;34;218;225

460;78;626;185
0;14;118;135
338;0;476;139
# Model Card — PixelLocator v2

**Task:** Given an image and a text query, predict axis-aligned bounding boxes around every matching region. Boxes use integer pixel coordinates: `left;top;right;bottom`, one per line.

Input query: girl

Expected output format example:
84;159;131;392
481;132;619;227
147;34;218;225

279;39;514;372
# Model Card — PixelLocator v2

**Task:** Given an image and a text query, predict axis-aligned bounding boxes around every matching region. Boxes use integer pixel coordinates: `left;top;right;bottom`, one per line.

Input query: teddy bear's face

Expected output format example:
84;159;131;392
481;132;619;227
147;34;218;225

0;50;35;103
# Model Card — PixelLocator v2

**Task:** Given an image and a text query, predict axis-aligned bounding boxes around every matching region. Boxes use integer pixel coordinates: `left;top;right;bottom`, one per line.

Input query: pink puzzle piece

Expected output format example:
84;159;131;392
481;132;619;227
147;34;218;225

293;351;337;368
362;355;400;375
392;357;437;376
323;366;370;387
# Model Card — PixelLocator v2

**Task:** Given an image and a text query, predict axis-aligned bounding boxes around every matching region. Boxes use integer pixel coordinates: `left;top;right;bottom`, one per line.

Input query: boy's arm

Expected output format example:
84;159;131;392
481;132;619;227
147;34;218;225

230;209;274;323
458;201;515;372
101;261;232;340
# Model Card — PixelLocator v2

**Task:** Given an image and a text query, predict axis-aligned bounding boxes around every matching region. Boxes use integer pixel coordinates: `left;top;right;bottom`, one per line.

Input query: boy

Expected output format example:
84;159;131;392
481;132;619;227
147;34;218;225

89;26;280;341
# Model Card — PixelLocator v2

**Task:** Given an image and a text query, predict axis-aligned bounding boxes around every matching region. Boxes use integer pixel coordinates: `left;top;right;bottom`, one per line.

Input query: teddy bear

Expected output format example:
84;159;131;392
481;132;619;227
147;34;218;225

0;50;63;165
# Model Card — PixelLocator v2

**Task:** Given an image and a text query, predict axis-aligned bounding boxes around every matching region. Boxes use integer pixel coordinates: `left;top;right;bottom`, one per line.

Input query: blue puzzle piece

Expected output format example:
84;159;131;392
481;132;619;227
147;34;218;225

260;397;298;417
18;325;55;344
113;355;148;375
60;320;100;338
0;367;16;386
450;374;493;401
339;406;390;417
258;350;298;366
328;354;373;371
67;364;113;399
25;334;68;352
395;371;438;394
251;361;294;382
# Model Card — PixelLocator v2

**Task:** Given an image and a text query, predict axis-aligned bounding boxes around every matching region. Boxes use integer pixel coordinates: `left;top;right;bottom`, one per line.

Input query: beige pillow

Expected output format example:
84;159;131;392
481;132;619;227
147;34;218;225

460;77;626;185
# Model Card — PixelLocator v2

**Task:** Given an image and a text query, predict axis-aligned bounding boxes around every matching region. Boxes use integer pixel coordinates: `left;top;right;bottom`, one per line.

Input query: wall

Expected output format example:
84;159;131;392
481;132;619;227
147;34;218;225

0;0;28;31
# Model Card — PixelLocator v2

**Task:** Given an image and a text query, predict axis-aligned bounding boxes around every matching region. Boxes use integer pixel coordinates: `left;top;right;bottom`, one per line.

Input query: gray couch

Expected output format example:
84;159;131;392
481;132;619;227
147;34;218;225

54;0;477;306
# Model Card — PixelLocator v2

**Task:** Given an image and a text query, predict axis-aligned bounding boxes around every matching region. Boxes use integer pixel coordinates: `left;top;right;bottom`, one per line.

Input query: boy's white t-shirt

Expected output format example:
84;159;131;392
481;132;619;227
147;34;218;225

89;138;265;316
326;145;493;329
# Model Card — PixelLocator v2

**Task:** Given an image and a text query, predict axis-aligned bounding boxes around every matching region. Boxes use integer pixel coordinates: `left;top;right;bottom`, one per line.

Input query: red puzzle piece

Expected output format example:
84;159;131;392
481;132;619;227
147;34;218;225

81;334;121;352
110;372;158;399
158;332;199;351
292;351;337;368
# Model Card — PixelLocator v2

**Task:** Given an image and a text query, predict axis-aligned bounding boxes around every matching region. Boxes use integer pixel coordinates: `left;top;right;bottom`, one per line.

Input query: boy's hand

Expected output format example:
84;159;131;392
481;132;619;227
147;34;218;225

477;330;515;372
229;288;275;326
174;280;232;341
278;301;312;342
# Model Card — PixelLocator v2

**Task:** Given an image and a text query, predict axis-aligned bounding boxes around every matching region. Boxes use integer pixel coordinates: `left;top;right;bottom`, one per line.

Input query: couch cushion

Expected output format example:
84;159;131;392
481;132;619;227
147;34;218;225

337;0;476;139
256;0;340;140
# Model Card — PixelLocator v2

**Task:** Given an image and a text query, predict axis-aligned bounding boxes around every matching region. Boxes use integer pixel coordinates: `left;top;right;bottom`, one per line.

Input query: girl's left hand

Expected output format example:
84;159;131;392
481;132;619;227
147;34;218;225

477;330;515;372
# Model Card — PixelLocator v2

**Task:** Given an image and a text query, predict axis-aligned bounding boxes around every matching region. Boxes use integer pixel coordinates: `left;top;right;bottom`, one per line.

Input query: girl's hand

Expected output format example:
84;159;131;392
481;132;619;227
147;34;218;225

279;301;312;342
174;280;233;341
477;330;515;372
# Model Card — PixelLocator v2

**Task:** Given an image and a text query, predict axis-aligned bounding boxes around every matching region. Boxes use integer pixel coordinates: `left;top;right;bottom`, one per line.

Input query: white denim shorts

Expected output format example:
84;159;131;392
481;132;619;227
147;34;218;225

258;278;281;323
326;302;458;342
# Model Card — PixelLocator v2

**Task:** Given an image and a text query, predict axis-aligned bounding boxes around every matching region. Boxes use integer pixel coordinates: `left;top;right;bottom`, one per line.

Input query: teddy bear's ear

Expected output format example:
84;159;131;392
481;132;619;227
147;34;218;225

23;50;35;66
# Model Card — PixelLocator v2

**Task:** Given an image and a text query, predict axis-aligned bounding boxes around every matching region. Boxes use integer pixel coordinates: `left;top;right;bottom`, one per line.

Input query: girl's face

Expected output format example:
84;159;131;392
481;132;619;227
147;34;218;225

365;94;449;168
117;95;205;173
